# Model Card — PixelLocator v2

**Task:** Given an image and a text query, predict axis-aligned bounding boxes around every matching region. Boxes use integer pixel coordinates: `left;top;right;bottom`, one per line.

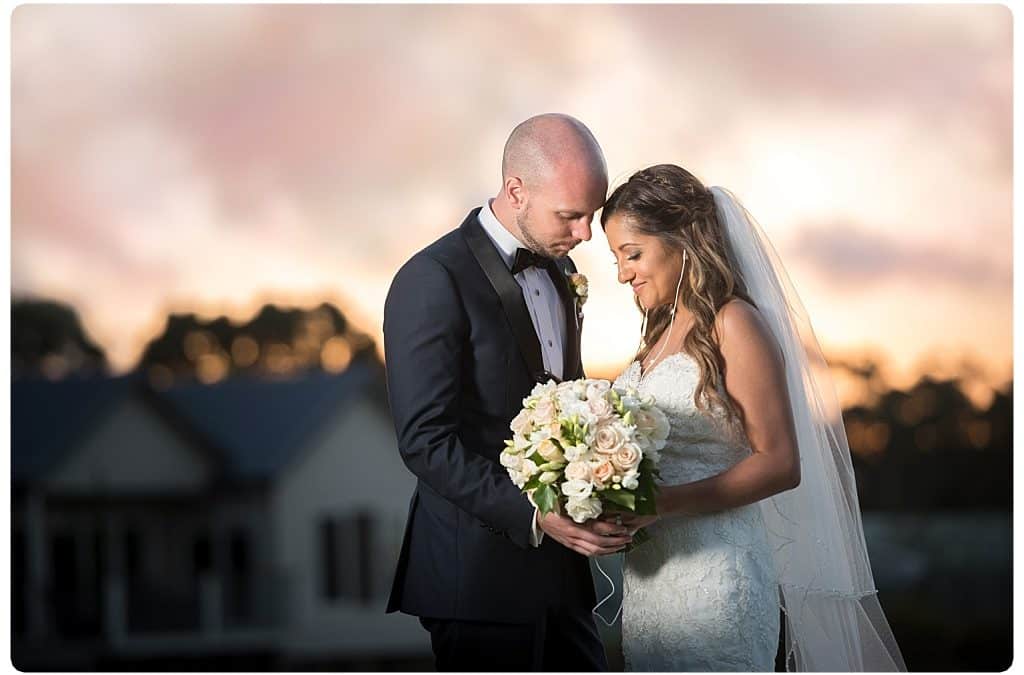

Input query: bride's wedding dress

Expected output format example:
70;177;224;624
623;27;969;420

603;185;904;672
615;352;779;671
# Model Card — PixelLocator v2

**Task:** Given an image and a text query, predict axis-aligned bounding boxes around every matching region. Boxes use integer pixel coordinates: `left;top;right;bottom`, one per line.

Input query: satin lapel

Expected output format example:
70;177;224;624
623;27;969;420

546;260;581;381
461;211;546;381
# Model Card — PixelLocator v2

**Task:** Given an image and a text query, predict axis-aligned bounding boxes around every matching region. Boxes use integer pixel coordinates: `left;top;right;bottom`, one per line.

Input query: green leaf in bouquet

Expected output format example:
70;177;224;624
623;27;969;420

638;458;662;480
534;483;558;514
600;489;636;511
633;493;658;516
522;474;543;491
633;473;660;516
622;410;634;427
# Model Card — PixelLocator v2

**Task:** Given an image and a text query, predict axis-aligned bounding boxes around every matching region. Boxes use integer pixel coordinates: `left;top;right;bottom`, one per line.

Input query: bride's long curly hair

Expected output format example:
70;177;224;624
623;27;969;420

601;164;755;422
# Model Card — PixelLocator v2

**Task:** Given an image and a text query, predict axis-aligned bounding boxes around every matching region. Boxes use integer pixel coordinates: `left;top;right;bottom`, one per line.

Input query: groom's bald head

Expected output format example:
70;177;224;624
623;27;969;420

493;114;608;258
501;113;607;189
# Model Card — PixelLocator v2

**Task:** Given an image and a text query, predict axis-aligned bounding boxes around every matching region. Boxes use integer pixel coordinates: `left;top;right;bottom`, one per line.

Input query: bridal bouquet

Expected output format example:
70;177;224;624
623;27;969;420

500;378;668;536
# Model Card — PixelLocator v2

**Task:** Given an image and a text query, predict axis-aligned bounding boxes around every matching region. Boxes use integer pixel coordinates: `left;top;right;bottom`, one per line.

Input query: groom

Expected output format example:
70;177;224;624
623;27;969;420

383;114;633;671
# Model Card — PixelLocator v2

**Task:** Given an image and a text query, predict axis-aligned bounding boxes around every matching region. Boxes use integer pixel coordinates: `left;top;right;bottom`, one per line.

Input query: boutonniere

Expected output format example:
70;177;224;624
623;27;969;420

567;272;588;317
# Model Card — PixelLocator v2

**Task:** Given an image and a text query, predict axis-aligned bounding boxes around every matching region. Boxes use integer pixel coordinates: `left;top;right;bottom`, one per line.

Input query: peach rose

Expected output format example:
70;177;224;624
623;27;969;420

533;397;558;423
594;424;626;455
590;459;615;489
612;443;641;471
564;460;592;482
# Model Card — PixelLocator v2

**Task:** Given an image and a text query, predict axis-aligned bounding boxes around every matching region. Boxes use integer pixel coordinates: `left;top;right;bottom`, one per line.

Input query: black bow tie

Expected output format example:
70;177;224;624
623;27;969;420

511;247;548;275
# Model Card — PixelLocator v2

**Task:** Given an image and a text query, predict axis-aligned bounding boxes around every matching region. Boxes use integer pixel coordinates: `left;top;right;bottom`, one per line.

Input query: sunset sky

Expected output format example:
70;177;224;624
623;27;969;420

11;4;1012;406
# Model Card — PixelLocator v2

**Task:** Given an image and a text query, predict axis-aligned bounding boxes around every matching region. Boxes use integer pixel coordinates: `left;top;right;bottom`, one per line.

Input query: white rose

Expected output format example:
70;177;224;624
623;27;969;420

508;468;526;488
633;409;657;436
500;450;522;470
565;496;603;523
588;395;615;421
510;408;533;436
561;478;594;499
651;408;671;443
533;397;558;424
564;460;592;482
594;423;626;455
639;405;669;435
536;439;565;463
612;443;642;471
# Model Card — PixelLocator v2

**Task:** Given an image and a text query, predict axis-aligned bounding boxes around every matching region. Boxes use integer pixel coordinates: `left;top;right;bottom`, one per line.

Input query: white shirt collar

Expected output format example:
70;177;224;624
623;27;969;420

477;199;527;270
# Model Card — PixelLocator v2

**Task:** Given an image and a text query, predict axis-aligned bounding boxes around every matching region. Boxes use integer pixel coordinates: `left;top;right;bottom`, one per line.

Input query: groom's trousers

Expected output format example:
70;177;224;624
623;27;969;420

419;606;608;671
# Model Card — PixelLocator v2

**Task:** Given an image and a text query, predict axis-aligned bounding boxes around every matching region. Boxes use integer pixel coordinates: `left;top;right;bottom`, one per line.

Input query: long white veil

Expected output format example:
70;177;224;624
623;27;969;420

710;186;906;671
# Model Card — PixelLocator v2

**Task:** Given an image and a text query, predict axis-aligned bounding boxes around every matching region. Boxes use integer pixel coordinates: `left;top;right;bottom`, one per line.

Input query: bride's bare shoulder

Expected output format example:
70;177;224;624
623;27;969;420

714;297;759;333
713;298;782;362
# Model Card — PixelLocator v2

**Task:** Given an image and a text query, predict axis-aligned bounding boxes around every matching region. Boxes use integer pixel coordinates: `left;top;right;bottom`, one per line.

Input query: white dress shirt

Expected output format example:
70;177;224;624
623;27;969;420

477;200;568;546
477;200;567;380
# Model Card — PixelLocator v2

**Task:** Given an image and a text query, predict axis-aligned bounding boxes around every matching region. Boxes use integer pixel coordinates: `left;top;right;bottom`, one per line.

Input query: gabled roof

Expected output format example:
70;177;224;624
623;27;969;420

151;362;378;481
12;362;383;486
12;374;138;484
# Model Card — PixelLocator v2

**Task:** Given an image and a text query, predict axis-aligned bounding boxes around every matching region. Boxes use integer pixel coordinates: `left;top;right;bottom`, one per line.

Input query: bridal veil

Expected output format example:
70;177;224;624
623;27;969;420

711;186;906;671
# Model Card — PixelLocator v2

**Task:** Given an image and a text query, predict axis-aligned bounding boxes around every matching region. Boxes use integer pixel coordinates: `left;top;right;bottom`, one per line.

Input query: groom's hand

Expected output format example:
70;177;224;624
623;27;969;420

538;511;633;557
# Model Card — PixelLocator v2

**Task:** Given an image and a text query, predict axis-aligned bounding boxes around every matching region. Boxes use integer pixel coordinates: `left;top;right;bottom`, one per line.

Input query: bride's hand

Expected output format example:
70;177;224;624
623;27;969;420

601;511;659;534
538;511;633;557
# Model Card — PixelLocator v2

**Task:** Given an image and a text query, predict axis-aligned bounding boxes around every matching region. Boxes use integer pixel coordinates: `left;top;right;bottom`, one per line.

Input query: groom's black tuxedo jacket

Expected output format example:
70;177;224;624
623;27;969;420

383;209;596;623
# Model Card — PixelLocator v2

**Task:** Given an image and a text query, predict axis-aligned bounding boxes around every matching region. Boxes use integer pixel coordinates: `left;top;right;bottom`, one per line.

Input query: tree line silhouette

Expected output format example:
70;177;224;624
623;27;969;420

12;297;1011;512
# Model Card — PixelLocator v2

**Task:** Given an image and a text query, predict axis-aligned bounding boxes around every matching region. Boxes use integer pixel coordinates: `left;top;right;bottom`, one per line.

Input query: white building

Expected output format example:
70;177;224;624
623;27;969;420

12;362;430;670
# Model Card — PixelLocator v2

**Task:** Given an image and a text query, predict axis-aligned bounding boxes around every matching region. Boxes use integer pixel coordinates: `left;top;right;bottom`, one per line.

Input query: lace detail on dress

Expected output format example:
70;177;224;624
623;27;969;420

614;353;780;672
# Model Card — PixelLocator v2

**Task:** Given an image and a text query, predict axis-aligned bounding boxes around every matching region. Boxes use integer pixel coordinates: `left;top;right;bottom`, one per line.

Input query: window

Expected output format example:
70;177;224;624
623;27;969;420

319;510;374;605
320;519;339;600
228;528;251;621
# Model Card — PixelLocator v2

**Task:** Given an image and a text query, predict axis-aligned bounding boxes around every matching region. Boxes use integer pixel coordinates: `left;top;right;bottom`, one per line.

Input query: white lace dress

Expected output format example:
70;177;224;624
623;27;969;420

615;352;780;672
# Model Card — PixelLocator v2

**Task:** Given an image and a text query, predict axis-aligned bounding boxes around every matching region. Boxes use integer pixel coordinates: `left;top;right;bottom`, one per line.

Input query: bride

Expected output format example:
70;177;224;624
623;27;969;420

598;164;906;671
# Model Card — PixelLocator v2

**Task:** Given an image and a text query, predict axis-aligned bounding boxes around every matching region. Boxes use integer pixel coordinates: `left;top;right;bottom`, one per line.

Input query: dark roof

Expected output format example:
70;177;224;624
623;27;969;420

152;362;378;480
11;363;382;486
12;374;138;483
